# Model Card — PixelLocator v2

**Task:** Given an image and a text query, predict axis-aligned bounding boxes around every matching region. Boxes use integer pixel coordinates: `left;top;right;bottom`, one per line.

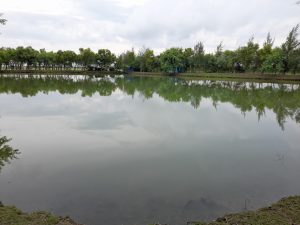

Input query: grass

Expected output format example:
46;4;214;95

132;71;300;82
190;196;300;225
1;197;300;225
0;203;81;225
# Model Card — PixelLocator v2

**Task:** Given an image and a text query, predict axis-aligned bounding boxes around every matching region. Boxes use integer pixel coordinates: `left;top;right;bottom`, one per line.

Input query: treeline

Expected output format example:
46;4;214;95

0;25;300;74
1;74;300;129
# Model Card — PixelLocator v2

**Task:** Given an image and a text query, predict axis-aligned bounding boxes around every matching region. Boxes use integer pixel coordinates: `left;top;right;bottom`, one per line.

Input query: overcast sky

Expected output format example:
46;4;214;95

1;0;299;54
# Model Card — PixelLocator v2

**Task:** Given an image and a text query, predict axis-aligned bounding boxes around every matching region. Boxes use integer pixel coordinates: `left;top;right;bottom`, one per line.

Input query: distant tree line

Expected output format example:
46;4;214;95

0;14;299;74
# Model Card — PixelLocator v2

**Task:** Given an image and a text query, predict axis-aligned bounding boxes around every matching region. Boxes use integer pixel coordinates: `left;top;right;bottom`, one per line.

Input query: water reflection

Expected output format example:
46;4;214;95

0;74;299;225
0;74;299;130
0;135;19;172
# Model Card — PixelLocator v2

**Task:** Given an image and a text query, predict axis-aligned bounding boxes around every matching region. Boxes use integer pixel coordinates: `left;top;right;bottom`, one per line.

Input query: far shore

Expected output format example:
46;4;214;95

1;70;300;82
131;71;300;82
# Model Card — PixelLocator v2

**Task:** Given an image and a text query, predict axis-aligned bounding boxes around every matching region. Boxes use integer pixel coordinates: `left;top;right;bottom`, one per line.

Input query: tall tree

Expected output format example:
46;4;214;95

136;48;155;72
236;37;260;72
193;42;205;71
194;41;204;55
258;32;275;70
264;32;275;48
282;24;300;73
216;41;224;56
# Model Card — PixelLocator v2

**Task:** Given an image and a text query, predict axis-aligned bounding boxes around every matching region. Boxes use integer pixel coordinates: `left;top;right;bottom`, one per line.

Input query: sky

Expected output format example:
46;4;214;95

0;0;300;54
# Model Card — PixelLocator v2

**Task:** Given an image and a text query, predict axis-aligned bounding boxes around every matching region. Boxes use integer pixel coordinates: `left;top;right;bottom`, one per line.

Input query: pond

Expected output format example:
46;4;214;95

0;74;300;225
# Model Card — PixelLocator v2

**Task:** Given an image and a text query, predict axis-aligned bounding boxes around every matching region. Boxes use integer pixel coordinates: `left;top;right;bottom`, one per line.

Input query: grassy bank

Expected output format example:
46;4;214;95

0;203;82;225
132;72;300;82
1;70;300;82
189;196;300;225
1;196;300;225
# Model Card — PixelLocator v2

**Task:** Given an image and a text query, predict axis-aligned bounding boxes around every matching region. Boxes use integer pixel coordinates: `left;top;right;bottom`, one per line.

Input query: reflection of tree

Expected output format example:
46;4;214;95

0;136;19;172
0;74;300;129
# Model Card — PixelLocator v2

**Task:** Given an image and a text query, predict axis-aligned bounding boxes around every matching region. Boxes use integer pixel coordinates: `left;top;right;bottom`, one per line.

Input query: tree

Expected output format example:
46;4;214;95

183;48;194;72
14;46;37;69
258;33;274;70
282;24;300;73
119;49;138;71
236;37;260;72
261;48;284;74
216;41;224;57
289;48;300;74
0;48;16;70
96;49;116;71
136;48;155;72
203;54;217;72
79;48;96;69
159;48;185;73
194;41;204;55
63;50;77;69
193;42;205;71
214;42;235;72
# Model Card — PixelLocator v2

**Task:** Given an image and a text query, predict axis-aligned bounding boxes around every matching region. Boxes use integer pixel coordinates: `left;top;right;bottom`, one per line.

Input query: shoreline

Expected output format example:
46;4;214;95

131;72;300;82
1;196;299;225
1;70;300;82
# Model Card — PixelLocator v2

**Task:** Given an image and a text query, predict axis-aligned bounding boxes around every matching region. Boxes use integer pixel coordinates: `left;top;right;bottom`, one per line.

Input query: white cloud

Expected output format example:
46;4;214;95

0;0;299;54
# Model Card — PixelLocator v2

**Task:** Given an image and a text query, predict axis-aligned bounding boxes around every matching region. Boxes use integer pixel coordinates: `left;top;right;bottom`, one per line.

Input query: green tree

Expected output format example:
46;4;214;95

183;48;194;72
216;41;224;57
236;37;260;72
282;24;300;73
258;32;274;70
214;42;235;72
137;48;155;72
13;46;38;69
96;49;116;71
261;48;284;74
159;48;185;73
119;49;138;71
203;54;217;72
193;41;205;71
289;48;300;74
0;48;16;70
63;50;77;69
79;48;96;69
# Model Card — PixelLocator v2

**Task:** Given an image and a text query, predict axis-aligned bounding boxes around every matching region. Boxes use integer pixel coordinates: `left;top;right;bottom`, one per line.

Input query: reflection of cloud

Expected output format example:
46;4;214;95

76;111;134;131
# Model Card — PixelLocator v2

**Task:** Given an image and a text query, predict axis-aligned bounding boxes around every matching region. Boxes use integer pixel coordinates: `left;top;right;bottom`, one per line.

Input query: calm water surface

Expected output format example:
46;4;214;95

0;74;300;225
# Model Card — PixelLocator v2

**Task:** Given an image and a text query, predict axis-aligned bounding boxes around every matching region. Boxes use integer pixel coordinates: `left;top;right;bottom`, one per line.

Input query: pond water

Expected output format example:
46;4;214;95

0;74;300;225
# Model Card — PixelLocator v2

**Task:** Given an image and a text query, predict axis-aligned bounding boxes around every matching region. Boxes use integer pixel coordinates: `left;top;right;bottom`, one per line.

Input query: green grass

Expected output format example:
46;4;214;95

0;204;80;225
131;71;300;81
190;196;300;225
1;196;300;225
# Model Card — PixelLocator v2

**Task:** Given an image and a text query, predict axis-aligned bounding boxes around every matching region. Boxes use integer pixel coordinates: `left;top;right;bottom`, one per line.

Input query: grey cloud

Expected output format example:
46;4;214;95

70;0;130;22
1;0;299;53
